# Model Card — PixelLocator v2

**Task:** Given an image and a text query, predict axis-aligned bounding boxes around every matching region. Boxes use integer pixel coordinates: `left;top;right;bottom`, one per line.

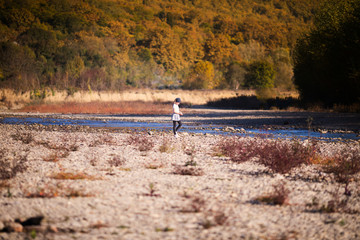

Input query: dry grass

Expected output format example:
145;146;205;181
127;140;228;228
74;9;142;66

126;134;154;152
21;101;172;115
108;156;126;167
201;210;229;229
50;171;101;180
159;137;175;153
322;146;360;196
143;183;161;197
4;88;255;108
37;136;79;152
25;183;93;198
0;180;10;189
42;151;69;162
181;195;206;213
173;165;204;176
145;160;165;169
11;131;34;144
0;149;28;180
252;182;290;206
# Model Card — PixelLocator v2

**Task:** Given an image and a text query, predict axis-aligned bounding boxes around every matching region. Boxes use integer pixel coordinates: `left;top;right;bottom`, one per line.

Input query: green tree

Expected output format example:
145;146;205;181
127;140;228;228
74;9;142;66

293;0;360;105
245;60;275;89
66;55;84;80
0;42;39;90
18;25;58;58
225;61;246;90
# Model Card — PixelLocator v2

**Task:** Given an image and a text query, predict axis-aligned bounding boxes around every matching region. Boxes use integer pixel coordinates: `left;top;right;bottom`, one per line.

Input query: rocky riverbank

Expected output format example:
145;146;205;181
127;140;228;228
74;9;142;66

0;122;359;240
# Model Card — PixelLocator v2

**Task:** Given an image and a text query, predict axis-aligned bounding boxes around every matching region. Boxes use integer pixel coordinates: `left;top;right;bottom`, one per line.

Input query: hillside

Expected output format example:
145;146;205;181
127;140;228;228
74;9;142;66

0;0;323;94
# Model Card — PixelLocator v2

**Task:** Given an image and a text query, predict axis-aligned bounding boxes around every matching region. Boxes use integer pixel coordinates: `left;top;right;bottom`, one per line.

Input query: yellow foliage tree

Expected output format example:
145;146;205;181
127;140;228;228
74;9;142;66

183;61;217;89
204;33;232;65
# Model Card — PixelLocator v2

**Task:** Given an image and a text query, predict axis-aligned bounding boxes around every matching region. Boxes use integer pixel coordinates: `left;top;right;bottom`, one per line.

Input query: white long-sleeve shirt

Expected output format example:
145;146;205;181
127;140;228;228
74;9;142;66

172;103;181;121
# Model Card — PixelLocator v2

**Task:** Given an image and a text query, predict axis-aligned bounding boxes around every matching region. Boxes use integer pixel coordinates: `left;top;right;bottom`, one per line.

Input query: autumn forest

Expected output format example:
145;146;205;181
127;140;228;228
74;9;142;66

0;0;333;97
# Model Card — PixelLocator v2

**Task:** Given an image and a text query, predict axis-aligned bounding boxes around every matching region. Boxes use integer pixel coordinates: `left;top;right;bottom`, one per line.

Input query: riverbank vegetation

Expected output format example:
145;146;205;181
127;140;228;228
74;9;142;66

294;0;360;106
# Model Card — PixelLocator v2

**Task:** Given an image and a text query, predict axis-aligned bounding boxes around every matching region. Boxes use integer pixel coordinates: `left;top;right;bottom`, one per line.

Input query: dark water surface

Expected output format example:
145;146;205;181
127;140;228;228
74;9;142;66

1;116;358;141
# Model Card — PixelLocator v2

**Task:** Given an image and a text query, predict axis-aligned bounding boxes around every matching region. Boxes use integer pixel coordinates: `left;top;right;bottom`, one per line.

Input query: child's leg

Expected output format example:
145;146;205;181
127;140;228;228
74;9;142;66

175;121;182;132
173;121;177;135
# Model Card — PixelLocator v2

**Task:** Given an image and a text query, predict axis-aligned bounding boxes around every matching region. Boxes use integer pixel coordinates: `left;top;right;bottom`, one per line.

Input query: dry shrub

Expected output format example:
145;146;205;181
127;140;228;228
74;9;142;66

42;151;69;162
90;221;109;229
25;183;92;198
0;180;10;189
143;183;161;197
256;139;317;174
201;210;229;229
159;138;174;153
252;181;290;206
90;133;116;147
213;211;228;226
173;165;204;176
38;137;79;152
306;190;358;214
181;195;206;213
51;171;101;180
185;160;197;166
215;137;258;163
108;156;125;167
11;131;34;144
126;134;154;152
180;194;229;228
0;149;28;180
322;145;360;195
183;143;196;156
145;160;164;169
216;137;318;173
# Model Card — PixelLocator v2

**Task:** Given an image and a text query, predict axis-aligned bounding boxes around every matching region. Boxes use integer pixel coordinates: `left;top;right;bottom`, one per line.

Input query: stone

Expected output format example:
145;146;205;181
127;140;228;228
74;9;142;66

48;225;58;233
24;225;47;233
5;222;23;232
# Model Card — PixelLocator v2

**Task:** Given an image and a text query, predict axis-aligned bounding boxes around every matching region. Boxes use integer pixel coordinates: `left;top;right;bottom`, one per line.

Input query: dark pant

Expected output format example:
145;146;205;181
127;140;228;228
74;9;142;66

173;121;182;135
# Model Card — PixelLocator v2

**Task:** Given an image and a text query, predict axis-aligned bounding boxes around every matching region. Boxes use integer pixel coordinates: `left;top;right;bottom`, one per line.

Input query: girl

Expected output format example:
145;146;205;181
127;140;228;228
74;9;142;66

172;98;183;137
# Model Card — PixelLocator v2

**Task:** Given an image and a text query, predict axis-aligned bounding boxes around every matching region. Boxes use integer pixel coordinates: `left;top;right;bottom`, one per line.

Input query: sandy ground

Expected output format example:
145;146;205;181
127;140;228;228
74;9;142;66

0;109;360;240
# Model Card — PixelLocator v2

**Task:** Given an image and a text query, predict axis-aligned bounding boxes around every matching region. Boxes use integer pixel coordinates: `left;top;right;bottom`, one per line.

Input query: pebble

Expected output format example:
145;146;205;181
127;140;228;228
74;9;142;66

48;225;58;233
0;122;359;240
5;222;23;232
24;225;47;233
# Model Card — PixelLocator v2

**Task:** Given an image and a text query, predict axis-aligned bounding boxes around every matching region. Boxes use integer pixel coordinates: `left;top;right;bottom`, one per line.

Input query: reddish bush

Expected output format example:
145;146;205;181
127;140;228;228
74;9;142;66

173;165;204;176
126;134;154;152
216;137;258;163
323;145;360;195
217;137;317;174
256;139;317;174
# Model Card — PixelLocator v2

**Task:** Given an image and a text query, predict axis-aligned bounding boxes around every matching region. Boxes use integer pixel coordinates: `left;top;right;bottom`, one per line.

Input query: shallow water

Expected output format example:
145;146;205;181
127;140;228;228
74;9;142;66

1;116;358;141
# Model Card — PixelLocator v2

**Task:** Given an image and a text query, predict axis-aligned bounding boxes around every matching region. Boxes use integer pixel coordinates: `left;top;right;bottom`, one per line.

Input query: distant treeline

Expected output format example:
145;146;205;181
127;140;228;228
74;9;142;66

0;0;323;94
207;95;300;110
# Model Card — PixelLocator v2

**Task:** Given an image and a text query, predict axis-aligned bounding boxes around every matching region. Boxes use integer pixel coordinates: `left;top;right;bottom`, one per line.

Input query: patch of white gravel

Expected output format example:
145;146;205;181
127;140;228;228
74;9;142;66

0;124;359;240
